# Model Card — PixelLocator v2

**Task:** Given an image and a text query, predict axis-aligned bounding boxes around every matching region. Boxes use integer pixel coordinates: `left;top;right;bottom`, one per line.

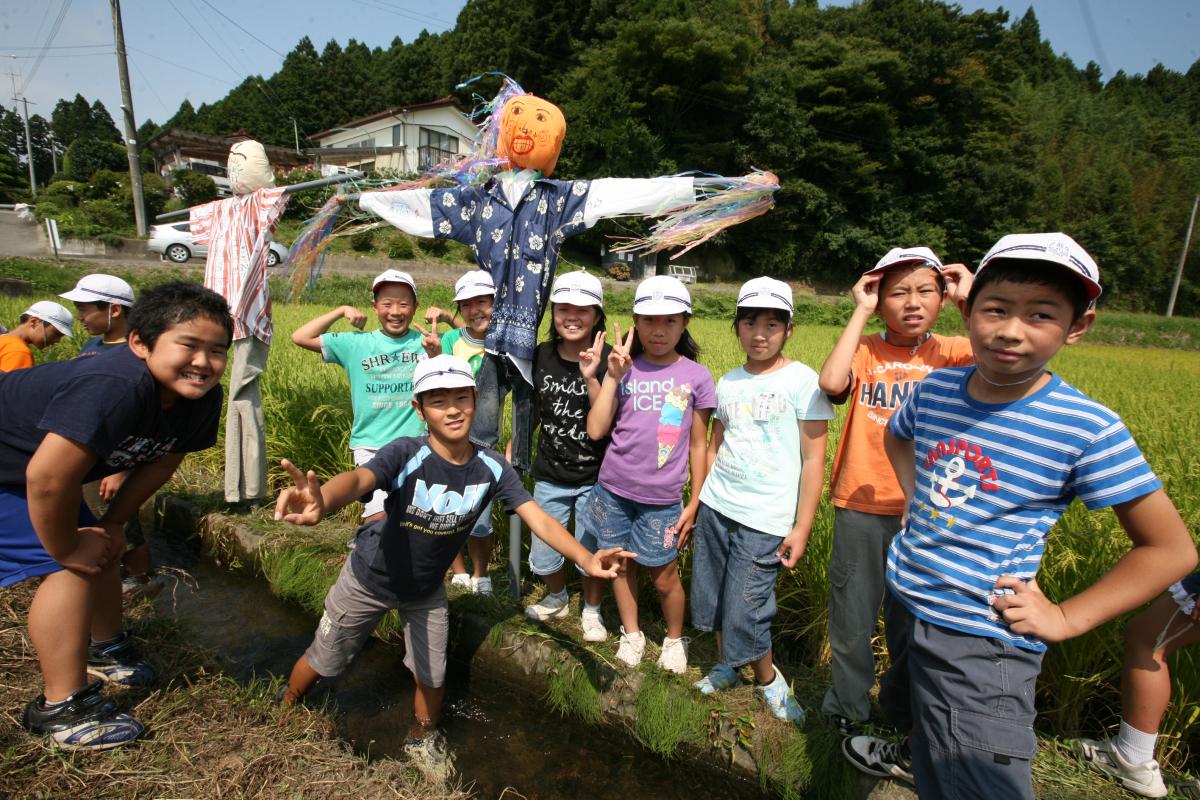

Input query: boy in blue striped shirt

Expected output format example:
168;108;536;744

842;233;1197;799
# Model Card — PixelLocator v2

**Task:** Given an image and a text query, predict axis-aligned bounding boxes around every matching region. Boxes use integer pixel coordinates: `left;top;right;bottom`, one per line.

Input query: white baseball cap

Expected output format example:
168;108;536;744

633;275;692;316
23;301;74;338
862;246;943;277
453;270;496;302
59;274;135;306
550;270;604;308
977;232;1102;301
372;269;417;297
412;354;477;395
737;277;793;313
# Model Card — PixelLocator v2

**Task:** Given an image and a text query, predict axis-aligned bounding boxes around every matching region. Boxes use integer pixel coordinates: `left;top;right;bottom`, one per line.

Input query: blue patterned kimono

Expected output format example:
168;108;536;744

430;177;591;365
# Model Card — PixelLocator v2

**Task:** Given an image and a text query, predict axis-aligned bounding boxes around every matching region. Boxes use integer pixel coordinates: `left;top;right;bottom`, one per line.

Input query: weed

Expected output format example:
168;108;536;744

634;669;710;758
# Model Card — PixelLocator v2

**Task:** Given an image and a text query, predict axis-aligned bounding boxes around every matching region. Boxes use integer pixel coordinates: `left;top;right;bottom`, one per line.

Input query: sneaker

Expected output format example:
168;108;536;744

403;731;455;784
614;627;646;667
656;636;688;674
843;734;915;785
694;663;741;695
525;590;569;621
471;576;493;596
757;667;805;724
1076;737;1168;798
449;573;471;590
86;631;157;687
121;575;164;602
580;609;609;642
20;680;144;750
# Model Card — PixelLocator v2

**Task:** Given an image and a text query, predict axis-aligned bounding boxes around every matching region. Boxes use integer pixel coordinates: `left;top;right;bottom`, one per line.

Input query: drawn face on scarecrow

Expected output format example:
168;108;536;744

498;95;566;176
227;139;275;195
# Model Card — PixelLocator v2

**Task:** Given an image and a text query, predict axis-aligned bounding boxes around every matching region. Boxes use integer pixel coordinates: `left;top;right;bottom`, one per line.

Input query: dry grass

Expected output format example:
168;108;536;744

0;581;471;800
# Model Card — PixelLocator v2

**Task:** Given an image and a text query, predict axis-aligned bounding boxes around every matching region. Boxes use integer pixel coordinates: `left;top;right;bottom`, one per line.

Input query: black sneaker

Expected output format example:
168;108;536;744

842;734;915;785
20;680;145;750
86;631;157;687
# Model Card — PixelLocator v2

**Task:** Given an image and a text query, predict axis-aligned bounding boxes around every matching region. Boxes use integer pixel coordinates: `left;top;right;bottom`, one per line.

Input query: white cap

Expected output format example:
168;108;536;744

412;354;477;395
23;301;74;338
550;270;604;308
59;274;134;306
372;269;417;297
633;275;692;316
737;277;793;313
977;232;1102;301
453;270;496;302
863;246;943;277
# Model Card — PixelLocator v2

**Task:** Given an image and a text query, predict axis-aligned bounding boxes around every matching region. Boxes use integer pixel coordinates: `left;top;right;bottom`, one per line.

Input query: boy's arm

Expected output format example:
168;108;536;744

993;489;1197;642
515;500;634;578
818;274;877;398
99;454;185;526
292;306;367;353
273;459;378;525
778;420;829;568
675;407;712;549
26;433;114;574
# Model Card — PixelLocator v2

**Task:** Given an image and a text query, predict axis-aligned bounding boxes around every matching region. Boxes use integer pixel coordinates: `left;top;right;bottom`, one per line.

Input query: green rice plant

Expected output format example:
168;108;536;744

633;669;710;758
544;655;604;724
756;724;856;800
259;545;341;617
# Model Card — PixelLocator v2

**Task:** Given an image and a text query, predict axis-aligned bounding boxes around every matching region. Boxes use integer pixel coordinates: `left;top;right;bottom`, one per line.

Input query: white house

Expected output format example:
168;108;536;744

308;97;478;175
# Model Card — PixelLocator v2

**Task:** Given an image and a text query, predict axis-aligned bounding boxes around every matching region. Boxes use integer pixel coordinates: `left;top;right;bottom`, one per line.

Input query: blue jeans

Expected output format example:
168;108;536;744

529;481;597;576
472;352;533;471
690;503;781;668
589;483;682;568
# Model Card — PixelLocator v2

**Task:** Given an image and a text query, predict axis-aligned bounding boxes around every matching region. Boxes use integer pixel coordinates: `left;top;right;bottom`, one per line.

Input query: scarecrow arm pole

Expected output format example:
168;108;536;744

153;172;365;222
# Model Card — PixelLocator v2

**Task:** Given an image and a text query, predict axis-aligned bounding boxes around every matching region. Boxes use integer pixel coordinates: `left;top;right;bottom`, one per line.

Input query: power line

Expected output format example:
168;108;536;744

0;43;113;50
21;0;74;95
128;55;169;120
348;0;453;30
164;0;243;80
195;0;286;59
127;46;234;84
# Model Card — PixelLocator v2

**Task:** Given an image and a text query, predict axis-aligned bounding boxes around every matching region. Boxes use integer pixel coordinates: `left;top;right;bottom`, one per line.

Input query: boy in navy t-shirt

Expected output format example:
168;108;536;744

0;281;232;750
275;354;632;779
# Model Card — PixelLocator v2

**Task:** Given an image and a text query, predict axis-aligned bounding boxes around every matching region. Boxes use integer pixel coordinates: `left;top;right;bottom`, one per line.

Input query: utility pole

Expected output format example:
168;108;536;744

110;0;147;236
20;97;35;195
1166;194;1199;318
290;117;300;155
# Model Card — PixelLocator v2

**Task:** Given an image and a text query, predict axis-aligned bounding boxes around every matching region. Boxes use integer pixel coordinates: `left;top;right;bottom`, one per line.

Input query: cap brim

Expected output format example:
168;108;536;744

633;301;691;315
49;321;73;338
863;258;940;277
551;289;603;308
454;288;495;302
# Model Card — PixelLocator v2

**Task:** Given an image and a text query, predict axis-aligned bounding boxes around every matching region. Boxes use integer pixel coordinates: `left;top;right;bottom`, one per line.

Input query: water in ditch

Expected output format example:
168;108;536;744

149;536;763;800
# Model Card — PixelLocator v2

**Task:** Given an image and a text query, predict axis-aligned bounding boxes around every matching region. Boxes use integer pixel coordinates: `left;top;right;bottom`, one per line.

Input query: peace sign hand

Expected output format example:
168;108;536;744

578;330;606;382
413;322;442;358
606;322;636;381
274;459;326;525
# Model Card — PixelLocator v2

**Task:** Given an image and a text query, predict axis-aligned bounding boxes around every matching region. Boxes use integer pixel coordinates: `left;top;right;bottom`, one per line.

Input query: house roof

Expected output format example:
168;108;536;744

143;128;311;169
308;96;470;141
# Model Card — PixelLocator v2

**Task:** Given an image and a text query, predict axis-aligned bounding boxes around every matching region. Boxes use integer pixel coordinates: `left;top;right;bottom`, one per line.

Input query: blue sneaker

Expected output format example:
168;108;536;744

86;631;157;687
20;680;144;750
694;663;741;695
758;667;805;724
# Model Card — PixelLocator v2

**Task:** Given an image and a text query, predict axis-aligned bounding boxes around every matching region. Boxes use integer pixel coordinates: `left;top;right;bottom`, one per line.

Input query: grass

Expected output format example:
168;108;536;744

633;668;711;758
544;654;604;725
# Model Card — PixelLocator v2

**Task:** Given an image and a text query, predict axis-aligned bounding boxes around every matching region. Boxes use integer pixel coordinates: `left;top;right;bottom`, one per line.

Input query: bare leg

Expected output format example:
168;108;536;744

123;543;151;578
29;569;95;701
750;652;776;685
364;511;386;525
409;677;446;739
449;551;468;577
282;655;323;704
543;568;566;594
612;563;640;633
90;562;123;642
467;535;492;579
650;560;685;639
582;575;604;607
1122;593;1200;733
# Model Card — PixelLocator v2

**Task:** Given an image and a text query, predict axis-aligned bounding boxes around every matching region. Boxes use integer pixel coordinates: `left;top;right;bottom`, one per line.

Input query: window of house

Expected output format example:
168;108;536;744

418;128;457;168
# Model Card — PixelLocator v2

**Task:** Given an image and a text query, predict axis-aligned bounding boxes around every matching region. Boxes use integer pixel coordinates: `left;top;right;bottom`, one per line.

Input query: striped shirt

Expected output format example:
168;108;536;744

191;186;287;343
886;366;1160;652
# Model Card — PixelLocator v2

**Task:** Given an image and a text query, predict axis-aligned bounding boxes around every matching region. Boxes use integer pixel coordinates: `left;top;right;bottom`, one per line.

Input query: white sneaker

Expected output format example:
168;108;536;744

615;627;645;667
471;576;493;596
656;636;688;674
581;610;609;642
525;590;569;621
449;573;471;590
1077;737;1168;798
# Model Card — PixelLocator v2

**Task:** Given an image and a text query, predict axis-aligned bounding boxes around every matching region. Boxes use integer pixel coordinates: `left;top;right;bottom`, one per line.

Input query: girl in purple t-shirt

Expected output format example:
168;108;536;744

586;276;715;674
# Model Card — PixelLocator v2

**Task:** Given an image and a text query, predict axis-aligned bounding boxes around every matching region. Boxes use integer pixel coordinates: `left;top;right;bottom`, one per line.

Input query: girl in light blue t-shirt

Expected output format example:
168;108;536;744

691;277;833;723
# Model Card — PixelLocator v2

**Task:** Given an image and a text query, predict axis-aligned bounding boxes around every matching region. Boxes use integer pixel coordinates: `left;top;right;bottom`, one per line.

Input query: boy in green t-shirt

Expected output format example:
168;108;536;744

292;270;426;522
416;270;497;592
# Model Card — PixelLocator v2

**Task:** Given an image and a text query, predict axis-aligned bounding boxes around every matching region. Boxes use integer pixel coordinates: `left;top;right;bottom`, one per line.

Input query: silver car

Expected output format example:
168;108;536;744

148;222;289;267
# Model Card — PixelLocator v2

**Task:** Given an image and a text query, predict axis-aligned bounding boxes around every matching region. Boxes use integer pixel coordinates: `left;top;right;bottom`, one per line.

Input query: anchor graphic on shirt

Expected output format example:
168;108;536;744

929;456;976;510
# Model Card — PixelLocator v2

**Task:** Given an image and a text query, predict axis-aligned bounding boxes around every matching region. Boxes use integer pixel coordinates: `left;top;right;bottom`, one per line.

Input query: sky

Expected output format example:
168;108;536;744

0;0;1196;134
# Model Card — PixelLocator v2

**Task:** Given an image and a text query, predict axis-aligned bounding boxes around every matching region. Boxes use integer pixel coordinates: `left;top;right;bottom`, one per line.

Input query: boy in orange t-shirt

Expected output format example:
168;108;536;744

817;248;973;733
0;301;74;372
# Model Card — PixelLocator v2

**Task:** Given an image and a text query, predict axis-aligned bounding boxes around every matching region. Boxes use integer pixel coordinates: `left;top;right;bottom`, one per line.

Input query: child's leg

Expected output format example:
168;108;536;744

1121;591;1200;744
399;586;451;739
612;562;641;632
650;561;685;640
282;655;322;704
711;513;782;685
689;503;731;648
589;485;640;631
467;533;492;579
449;551;468;579
29;568;99;701
529;482;573;595
352;447;387;525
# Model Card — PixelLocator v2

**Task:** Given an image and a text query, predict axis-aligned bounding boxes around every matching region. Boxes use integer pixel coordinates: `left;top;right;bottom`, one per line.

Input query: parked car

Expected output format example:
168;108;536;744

148;222;289;267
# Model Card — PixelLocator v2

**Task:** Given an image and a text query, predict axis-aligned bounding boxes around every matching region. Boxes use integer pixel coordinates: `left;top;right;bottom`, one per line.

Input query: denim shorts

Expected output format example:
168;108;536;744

529;481;597;576
690;503;782;668
589;483;682;568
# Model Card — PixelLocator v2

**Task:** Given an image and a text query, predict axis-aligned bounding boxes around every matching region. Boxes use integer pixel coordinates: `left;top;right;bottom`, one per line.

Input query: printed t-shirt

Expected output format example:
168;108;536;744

441;327;485;375
0;335;33;372
597;355;715;506
886;367;1161;652
0;345;222;486
354;436;533;601
699;362;834;537
320;329;426;449
531;341;612;486
829;333;973;515
76;337;128;359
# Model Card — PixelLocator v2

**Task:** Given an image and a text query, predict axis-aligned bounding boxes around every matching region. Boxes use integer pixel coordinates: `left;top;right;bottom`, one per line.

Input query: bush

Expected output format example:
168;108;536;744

62;138;127;181
279;168;328;221
606;262;631;281
129;172;170;221
84;169;123;201
170;169;218;207
79;198;132;235
387;234;415;260
348;230;375;252
38;180;81;209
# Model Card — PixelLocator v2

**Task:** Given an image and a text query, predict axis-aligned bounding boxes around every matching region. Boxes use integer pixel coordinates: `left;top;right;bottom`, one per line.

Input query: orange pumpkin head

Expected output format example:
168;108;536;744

497;94;566;176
